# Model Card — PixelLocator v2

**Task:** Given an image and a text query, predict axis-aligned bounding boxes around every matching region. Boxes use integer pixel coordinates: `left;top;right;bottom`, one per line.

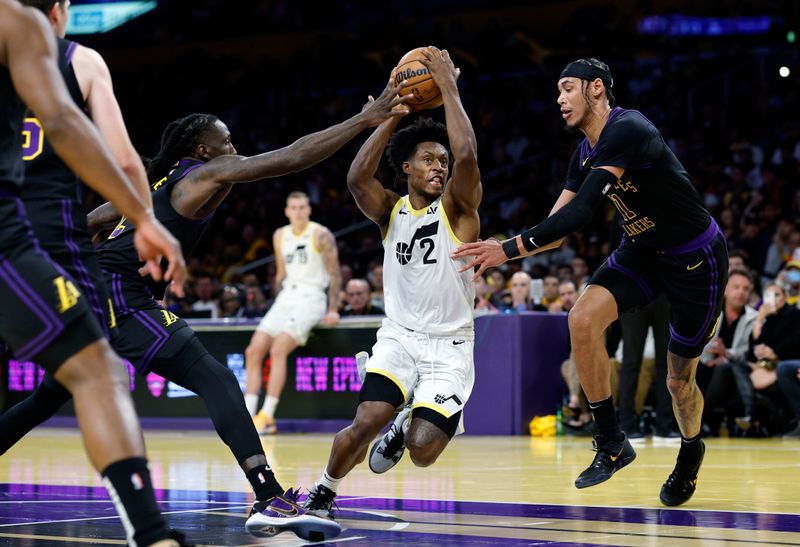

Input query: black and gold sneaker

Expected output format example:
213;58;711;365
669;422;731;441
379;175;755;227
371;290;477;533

575;434;637;489
660;440;705;506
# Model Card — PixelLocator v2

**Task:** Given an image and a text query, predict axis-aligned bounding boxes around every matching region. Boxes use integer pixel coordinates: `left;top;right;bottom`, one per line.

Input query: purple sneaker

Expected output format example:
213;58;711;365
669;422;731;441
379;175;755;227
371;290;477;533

245;488;341;541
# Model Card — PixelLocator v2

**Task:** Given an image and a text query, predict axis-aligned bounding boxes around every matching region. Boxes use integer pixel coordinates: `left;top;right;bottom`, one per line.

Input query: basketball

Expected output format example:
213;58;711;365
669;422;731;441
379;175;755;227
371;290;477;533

395;47;443;111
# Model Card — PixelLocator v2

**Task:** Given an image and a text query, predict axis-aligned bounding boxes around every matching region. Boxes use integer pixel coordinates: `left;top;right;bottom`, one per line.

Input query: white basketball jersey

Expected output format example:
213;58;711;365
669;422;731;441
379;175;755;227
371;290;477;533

382;196;475;334
280;222;328;290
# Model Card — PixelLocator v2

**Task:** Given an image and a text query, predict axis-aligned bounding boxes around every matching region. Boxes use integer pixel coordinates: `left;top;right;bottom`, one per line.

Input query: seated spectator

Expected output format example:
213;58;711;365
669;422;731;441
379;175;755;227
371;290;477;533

242;281;269;318
474;275;497;317
367;263;384;309
341;279;385;316
780;260;800;306
191;272;219;319
571;257;590;291
219;284;245;318
541;275;561;309
698;269;758;392
704;283;800;434
556;263;574;283
485;268;507;309
728;248;751;273
509;271;532;312
549;280;577;313
776;361;800;437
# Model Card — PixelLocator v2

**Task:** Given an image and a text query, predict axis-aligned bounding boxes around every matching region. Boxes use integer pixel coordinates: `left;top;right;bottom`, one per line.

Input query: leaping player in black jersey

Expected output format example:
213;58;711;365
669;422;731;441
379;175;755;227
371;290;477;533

454;58;727;507
3;72;412;540
0;1;187;545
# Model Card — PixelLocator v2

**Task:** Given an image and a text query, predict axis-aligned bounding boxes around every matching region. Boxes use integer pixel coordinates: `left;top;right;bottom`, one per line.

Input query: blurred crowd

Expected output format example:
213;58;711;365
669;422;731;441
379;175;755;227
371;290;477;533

78;1;800;437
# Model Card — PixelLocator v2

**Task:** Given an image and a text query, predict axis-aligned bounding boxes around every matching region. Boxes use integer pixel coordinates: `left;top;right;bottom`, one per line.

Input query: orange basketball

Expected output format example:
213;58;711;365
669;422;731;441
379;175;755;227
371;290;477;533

395;47;443;111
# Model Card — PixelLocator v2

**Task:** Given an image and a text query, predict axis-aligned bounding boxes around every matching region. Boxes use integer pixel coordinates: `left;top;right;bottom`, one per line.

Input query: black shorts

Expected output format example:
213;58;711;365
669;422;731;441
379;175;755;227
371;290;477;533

0;198;103;371
590;220;728;359
25;198;115;338
104;271;195;374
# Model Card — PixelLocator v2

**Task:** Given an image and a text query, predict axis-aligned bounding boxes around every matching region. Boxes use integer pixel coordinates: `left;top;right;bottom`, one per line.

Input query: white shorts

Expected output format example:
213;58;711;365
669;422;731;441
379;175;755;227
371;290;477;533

367;318;475;434
256;285;326;345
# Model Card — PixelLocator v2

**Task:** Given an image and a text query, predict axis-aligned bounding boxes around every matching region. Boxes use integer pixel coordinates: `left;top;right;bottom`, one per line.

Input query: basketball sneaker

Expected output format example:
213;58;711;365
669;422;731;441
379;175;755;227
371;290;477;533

303;484;338;520
574;434;637;489
369;406;412;473
659;440;705;506
356;351;369;383
246;488;341;541
253;411;277;435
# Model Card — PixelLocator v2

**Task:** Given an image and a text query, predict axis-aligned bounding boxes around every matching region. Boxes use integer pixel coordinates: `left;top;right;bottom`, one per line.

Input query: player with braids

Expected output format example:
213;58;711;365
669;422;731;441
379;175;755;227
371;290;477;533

2;74;412;540
144;114;218;182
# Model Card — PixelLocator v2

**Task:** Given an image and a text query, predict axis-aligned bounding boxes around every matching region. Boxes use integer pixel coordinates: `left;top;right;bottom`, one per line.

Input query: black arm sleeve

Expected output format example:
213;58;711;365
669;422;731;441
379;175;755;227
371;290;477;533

503;168;618;258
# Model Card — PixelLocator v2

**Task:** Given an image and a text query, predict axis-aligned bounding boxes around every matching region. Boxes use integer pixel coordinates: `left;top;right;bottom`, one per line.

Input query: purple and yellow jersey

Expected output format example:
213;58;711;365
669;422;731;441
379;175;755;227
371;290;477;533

0;63;26;194
98;158;213;300
565;107;711;249
21;39;86;203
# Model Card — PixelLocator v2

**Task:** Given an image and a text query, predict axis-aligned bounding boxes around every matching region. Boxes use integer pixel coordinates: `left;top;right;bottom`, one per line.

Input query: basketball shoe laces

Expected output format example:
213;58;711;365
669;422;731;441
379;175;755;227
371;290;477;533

305;485;337;514
249;488;302;518
663;457;700;493
587;437;623;469
379;419;406;459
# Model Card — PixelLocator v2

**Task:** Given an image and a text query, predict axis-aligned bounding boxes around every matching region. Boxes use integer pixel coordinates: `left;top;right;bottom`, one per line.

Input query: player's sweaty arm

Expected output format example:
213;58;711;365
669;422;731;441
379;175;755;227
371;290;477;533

346;118;403;235
503;167;615;258
424;47;481;216
7;8;184;285
73;44;152;208
7;12;148;222
192;78;410;185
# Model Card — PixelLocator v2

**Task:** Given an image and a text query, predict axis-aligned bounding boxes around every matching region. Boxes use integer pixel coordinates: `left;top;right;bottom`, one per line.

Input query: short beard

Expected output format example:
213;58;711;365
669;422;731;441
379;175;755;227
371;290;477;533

563;123;582;136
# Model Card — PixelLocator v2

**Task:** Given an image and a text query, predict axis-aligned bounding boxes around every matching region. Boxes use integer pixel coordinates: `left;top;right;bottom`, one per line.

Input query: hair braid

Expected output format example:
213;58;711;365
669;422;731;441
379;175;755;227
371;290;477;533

146;113;219;183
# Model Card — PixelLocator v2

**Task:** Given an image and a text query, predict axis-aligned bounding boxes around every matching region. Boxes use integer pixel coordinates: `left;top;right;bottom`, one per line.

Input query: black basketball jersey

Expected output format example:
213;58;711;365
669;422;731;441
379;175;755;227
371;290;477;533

22;39;85;202
98;159;213;295
0;65;25;194
565;107;710;249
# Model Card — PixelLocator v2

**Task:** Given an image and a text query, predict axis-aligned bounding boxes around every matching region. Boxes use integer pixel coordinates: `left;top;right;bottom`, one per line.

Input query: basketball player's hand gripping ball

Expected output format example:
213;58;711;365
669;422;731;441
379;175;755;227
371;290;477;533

359;69;415;126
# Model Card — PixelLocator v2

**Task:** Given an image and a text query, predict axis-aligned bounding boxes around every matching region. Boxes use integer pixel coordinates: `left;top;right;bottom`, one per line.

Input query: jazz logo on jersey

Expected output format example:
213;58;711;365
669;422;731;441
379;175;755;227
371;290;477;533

21;118;44;161
161;310;179;327
286;244;308;264
53;276;81;313
395;221;438;266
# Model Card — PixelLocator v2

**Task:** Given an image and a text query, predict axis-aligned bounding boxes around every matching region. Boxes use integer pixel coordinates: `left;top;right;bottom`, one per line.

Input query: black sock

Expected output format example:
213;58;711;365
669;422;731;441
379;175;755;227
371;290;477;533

246;464;283;501
589;396;624;442
101;457;168;546
679;433;703;461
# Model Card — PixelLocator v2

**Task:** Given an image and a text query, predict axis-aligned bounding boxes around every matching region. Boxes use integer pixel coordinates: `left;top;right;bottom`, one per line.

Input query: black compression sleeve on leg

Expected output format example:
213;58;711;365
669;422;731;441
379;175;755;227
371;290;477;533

513;168;617;255
0;372;71;455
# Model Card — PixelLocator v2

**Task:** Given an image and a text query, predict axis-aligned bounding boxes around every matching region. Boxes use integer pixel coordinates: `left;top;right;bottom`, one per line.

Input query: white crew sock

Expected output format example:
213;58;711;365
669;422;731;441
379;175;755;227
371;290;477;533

316;469;342;493
244;394;258;416
260;395;279;418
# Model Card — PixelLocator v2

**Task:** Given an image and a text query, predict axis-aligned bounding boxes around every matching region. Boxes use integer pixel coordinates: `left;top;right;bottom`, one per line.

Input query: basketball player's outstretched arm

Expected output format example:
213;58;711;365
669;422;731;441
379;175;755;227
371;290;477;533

73;44;151;208
2;3;185;288
419;47;481;230
169;76;413;220
346;114;405;235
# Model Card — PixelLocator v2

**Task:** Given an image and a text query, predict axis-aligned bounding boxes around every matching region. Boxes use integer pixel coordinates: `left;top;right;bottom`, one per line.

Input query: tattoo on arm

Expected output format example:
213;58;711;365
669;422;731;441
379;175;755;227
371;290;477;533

319;228;341;311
